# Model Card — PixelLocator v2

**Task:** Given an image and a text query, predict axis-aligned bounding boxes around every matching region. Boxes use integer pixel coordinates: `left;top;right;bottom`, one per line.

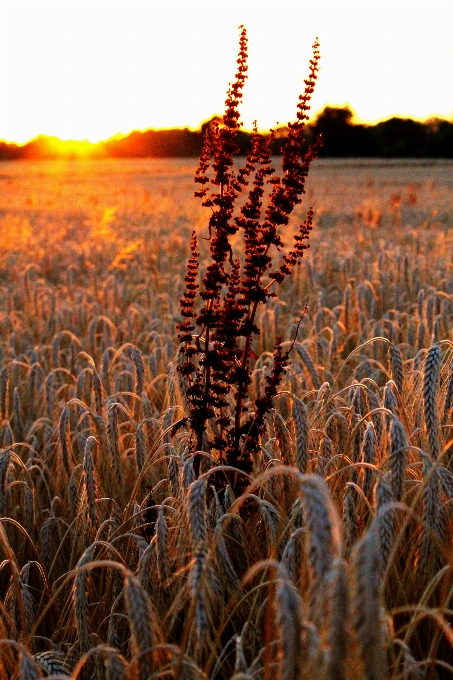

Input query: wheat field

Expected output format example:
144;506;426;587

0;156;453;679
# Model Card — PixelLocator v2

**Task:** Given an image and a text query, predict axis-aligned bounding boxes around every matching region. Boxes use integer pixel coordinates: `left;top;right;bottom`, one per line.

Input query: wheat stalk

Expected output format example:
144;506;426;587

234;635;248;675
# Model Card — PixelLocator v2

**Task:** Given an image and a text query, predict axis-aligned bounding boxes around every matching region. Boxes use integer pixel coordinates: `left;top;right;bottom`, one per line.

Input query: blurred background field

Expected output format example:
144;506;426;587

1;157;453;359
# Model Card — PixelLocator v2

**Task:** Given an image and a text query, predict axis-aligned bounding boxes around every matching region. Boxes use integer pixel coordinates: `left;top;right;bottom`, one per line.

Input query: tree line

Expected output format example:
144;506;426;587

1;106;453;160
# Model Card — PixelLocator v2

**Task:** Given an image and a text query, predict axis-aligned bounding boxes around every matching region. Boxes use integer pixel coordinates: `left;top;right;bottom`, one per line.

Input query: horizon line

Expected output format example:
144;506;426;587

1;108;452;148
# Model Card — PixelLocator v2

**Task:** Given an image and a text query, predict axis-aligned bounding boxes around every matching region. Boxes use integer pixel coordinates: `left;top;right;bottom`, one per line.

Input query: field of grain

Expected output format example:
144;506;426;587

0;156;453;679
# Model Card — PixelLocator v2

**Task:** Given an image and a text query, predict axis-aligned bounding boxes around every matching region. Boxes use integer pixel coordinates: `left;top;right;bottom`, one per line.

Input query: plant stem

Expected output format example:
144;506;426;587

233;298;260;459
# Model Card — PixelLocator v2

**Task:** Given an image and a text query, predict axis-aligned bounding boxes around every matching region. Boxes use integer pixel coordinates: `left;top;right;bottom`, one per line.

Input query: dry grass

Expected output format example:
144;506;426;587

0;156;452;678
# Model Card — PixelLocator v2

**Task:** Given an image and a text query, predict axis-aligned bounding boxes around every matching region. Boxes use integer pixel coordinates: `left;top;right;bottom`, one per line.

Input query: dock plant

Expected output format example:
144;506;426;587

177;26;321;482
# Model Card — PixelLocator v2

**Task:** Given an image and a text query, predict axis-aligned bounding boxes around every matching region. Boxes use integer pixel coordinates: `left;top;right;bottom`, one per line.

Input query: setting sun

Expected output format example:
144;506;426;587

1;1;452;145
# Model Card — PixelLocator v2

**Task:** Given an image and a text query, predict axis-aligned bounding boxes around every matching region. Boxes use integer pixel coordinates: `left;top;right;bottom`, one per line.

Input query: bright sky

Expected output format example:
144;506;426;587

1;1;452;144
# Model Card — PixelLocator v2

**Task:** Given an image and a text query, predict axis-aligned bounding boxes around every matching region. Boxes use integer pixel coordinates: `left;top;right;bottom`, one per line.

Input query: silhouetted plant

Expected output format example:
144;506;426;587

177;26;322;482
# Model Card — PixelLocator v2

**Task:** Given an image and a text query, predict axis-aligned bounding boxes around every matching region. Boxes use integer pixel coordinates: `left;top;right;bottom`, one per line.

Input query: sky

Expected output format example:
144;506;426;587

1;0;452;144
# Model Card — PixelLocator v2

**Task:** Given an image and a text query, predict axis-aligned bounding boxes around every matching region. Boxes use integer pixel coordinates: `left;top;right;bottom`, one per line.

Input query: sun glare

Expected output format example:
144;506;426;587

50;138;98;156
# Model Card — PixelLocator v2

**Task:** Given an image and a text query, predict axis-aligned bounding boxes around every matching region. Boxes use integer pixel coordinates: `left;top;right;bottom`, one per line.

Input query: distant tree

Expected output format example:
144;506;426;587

311;106;355;156
372;117;428;157
0;142;20;160
425;118;453;157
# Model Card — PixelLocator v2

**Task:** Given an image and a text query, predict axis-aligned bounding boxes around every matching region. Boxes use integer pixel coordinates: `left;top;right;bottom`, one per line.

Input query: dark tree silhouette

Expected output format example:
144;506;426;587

1;107;453;159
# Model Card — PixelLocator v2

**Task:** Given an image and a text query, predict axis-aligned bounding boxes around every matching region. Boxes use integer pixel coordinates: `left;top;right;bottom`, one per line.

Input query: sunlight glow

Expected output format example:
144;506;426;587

1;1;452;145
47;138;99;156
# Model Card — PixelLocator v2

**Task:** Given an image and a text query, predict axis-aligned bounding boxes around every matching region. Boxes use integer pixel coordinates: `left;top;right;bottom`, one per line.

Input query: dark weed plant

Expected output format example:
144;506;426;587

178;27;321;481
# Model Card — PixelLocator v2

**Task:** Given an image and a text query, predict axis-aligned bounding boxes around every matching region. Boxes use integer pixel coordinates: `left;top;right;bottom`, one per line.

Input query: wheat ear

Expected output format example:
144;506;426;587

167;453;180;498
124;573;156;680
383;380;398;429
423;343;441;459
0;449;10;515
189;541;209;647
300;475;341;622
276;564;306;680
131;346;145;396
389;417;408;502
352;526;386;680
24;482;34;535
105;651;128;680
92;367;104;414
34;650;71;678
325;559;350;680
295;343;321;390
318;434;332;477
273;411;293;466
72;546;94;655
135;424;146;473
82;436;98;529
0;366;8;419
107;403;123;485
156;503;170;585
419;457;444;576
362;421;376;498
187;477;207;548
343;486;358;560
375;473;395;576
389;344;404;393
215;518;241;590
281;527;304;587
58;405;71;477
18;651;41;680
293;397;309;474
367;389;384;453
442;355;453;423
